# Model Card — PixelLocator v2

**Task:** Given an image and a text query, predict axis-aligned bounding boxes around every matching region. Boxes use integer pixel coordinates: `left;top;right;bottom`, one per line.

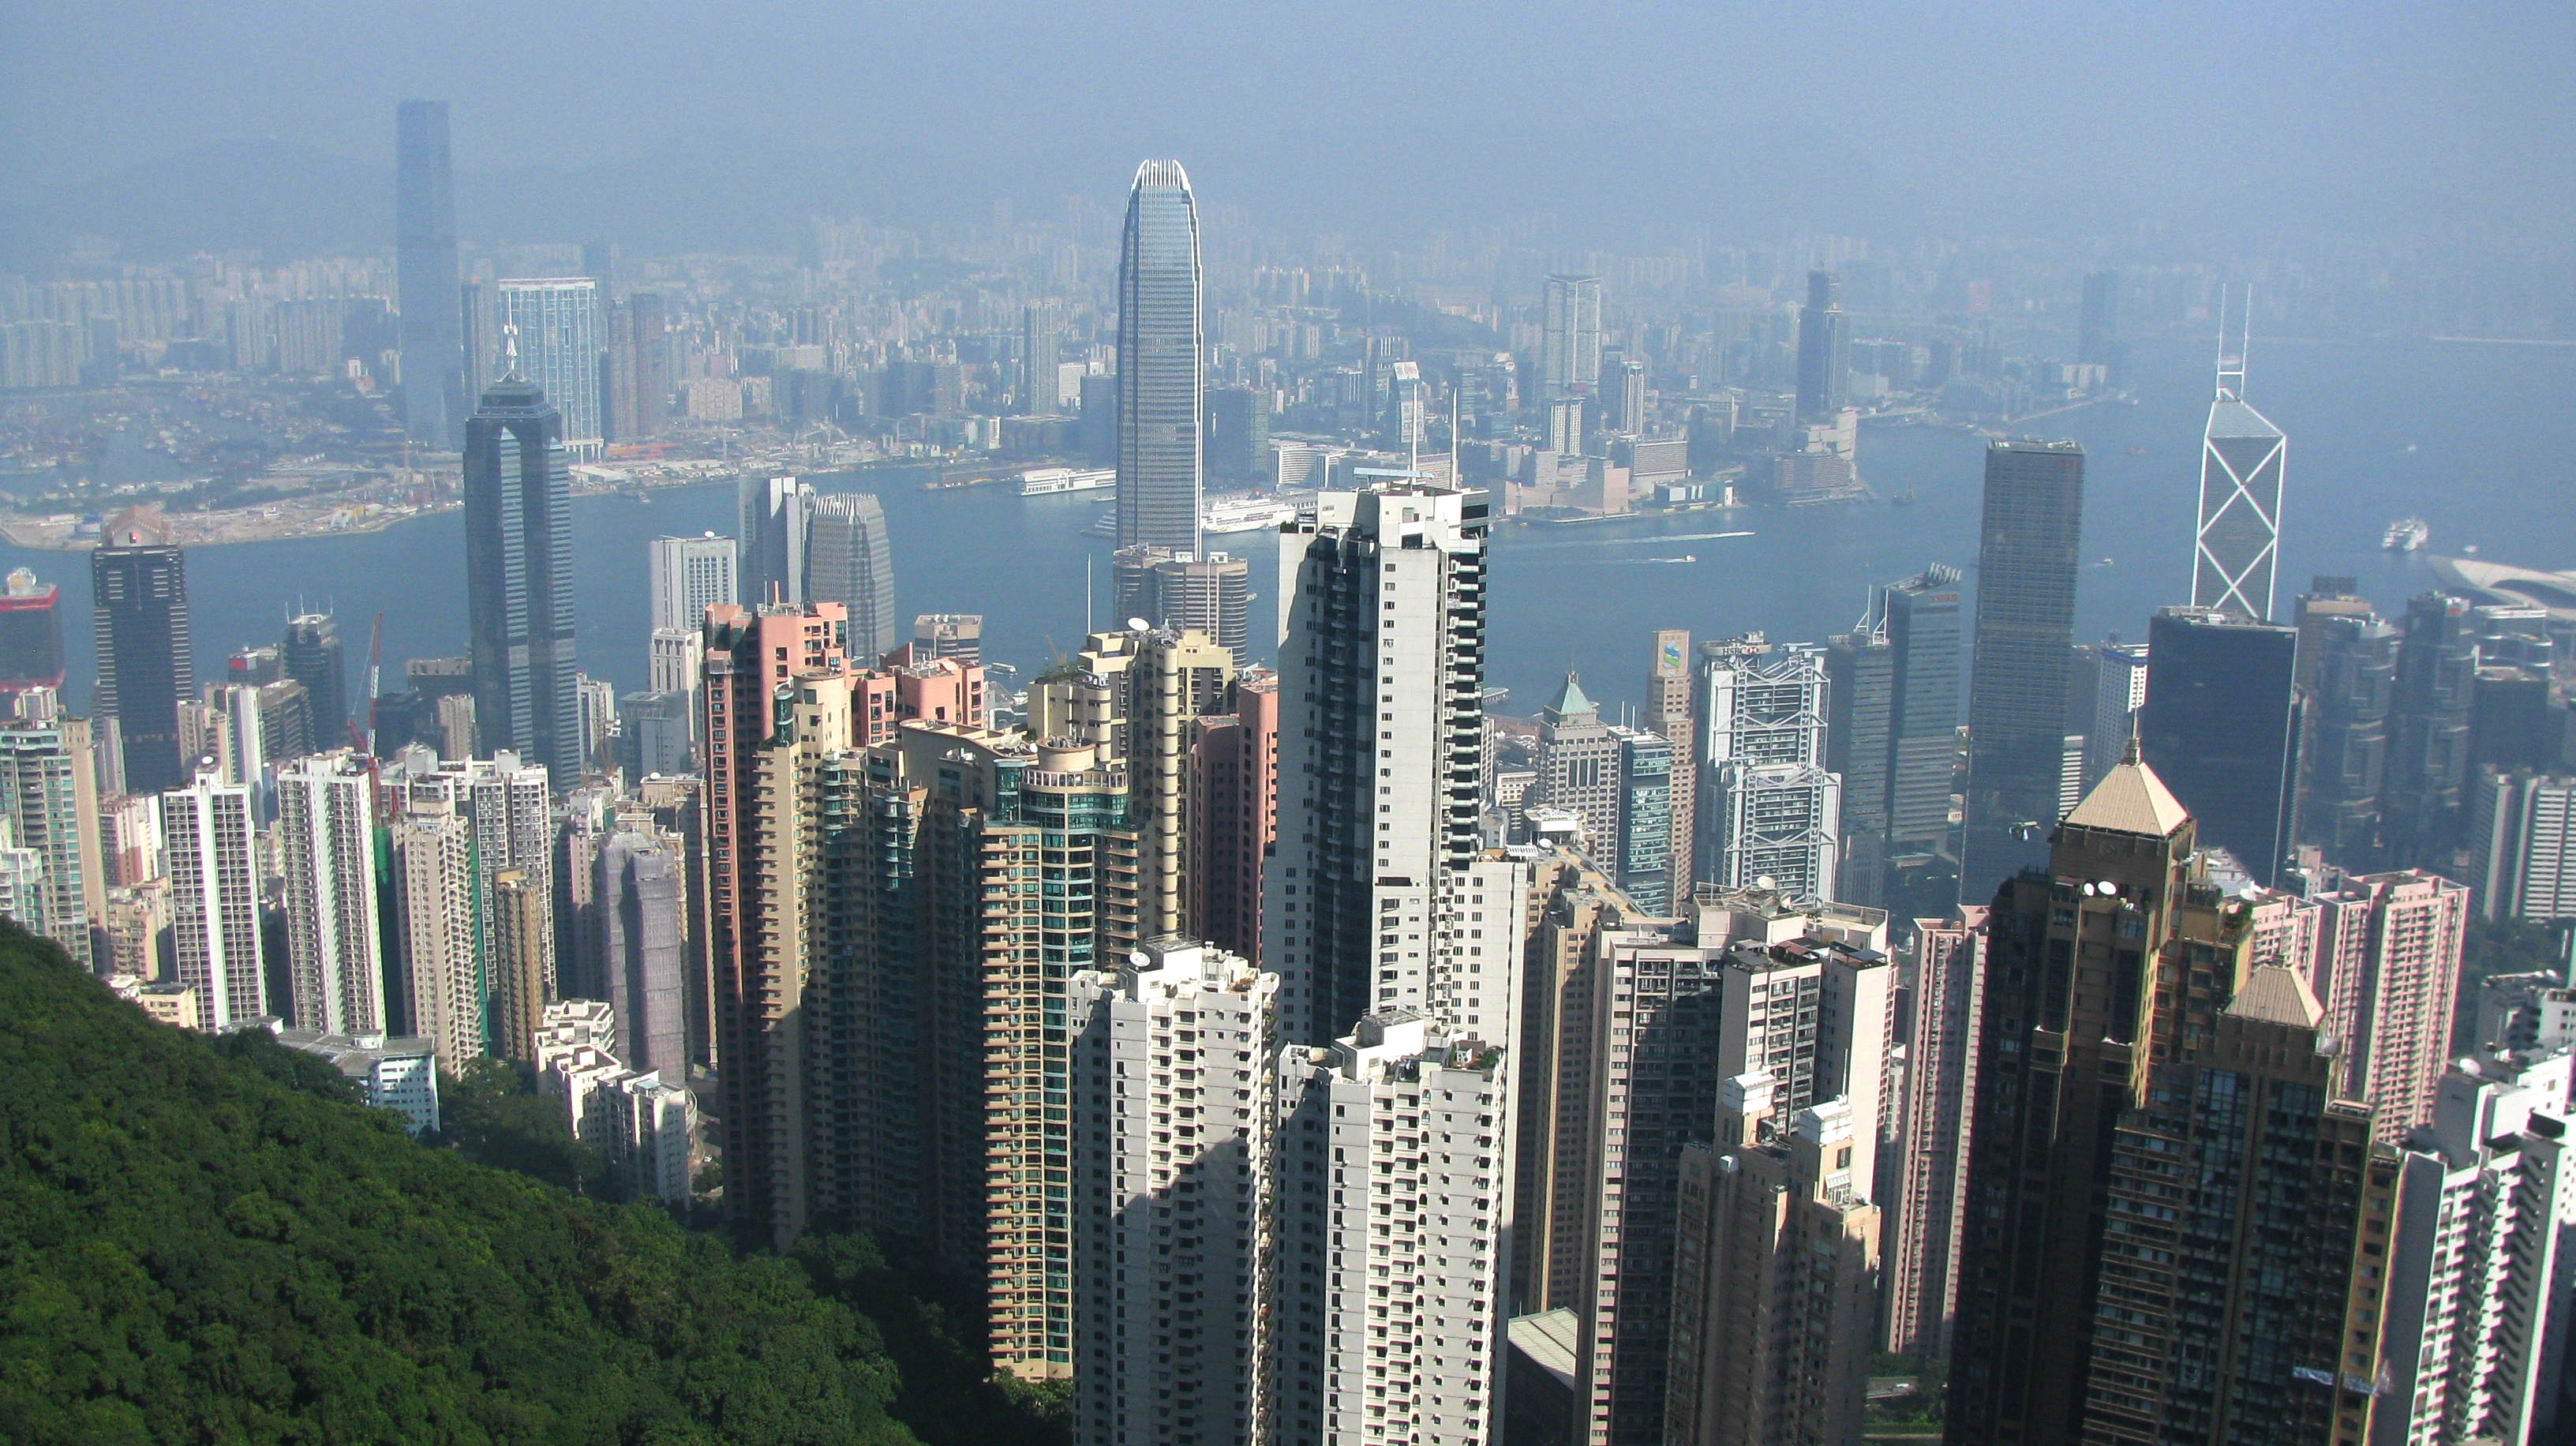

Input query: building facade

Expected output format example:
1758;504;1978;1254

1114;160;1204;555
463;366;582;786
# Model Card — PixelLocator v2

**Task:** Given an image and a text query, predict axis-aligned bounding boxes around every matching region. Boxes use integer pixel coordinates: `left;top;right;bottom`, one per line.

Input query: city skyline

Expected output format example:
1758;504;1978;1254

0;29;2570;1445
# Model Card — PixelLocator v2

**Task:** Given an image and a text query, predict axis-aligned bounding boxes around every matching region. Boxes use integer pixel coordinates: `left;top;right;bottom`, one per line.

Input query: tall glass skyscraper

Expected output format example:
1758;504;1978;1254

2138;605;2301;886
2192;316;2286;621
1540;273;1603;401
1114;160;1204;553
493;279;604;458
1794;269;1851;424
395;99;462;447
1960;439;2086;903
805;493;898;661
462;362;580;788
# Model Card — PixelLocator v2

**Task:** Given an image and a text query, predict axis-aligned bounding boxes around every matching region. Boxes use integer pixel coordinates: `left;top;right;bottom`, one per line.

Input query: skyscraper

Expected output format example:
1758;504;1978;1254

280;612;346;745
1020;301;1060;414
1882;907;1985;1362
1265;484;1488;1044
2138;605;2301;886
2077;968;2394;1444
1793;269;1851;425
91;507;193;794
462;361;581;788
1643;629;1697;889
1114;160;1204;553
1069;942;1280;1446
2076;269;2120;371
1186;670;1278;966
275;751;384;1036
1534;671;1619;852
647;532;739;635
1947;749;2255;1441
738;474;812;607
2383;592;2478;871
388;796;478;1064
1829;565;1964;911
395;99;462;445
802;493;898;660
1960;439;2085;903
0;717;103;971
2081;639;2151;789
2192;316;2288;620
1694;637;1840;901
1541;274;1603;401
597;830;685;1077
1109;546;1249;664
163;770;265;1029
492;279;604;458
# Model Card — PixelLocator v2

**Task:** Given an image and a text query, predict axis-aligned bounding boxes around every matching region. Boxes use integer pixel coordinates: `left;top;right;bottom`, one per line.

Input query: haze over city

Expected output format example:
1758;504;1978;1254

1;6;2573;1446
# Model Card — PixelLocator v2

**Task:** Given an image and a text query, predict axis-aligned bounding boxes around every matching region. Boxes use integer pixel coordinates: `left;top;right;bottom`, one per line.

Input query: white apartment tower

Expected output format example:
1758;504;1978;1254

2377;1045;2576;1446
1069;941;1282;1446
1267;484;1489;1045
276;751;386;1035
389;798;481;1066
163;770;265;1027
1272;1010;1511;1446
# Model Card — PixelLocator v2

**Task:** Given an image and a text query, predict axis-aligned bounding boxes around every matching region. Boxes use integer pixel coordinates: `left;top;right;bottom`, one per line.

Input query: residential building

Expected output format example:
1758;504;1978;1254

912;613;983;664
2077;967;2394;1445
1265;484;1488;1044
0;716;103;969
280;612;346;742
275;751;383;1034
2465;768;2576;921
1186;671;1277;966
2378;1047;2576;1446
271;1025;441;1134
1960;439;2085;904
463;359;582;786
1642;629;1696;890
1271;1010;1510;1446
1948;747;2253;1442
1882;907;1985;1360
162;770;264;1028
1068;941;1280;1446
487;868;549;1065
387;796;479;1065
597;829;685;1076
1115;160;1204;554
2299;867;2470;1142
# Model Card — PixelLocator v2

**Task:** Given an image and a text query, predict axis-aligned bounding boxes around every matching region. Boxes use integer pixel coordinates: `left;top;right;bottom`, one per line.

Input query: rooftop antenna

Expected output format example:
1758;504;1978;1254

2214;285;2247;403
1449;385;1461;486
1084;553;1094;635
500;323;522;381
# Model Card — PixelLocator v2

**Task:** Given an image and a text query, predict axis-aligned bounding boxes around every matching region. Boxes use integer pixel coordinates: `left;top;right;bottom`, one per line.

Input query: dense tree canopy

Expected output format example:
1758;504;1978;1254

0;927;918;1444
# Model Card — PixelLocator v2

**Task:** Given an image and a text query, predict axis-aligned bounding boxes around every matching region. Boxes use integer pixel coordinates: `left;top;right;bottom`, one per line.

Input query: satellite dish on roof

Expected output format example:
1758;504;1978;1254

1126;616;1151;631
1755;875;1777;891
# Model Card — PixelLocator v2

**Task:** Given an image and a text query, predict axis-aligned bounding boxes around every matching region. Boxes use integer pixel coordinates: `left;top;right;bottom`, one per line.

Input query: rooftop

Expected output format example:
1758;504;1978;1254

2063;745;2190;838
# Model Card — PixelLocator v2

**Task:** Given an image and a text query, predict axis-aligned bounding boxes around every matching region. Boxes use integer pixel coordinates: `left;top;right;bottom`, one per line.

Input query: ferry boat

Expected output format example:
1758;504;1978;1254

1020;466;1116;496
2384;517;2430;552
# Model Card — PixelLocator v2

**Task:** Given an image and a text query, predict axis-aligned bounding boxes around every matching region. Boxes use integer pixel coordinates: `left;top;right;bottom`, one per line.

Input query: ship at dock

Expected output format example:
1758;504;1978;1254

1020;466;1117;496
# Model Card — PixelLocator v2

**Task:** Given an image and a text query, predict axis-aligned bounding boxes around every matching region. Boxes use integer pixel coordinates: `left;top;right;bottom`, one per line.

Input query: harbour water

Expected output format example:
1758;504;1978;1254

6;334;2571;721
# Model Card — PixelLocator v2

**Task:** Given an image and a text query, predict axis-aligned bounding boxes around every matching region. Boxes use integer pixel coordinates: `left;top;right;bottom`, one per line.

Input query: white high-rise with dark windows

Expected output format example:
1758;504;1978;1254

1114;160;1204;554
276;751;385;1035
1264;483;1490;1046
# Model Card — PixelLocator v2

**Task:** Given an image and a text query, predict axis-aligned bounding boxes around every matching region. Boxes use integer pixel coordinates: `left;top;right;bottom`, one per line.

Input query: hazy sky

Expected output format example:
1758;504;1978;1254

6;2;2572;239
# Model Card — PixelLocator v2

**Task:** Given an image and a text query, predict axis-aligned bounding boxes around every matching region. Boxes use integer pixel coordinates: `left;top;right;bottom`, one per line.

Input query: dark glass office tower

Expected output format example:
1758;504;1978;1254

281;612;346;744
1792;269;1849;425
2138;605;2301;886
2383;592;2477;871
2301;611;2398;867
1830;563;1966;912
463;365;579;788
1960;439;2085;904
1114;159;1204;553
1020;301;1059;415
91;508;193;792
395;99;462;447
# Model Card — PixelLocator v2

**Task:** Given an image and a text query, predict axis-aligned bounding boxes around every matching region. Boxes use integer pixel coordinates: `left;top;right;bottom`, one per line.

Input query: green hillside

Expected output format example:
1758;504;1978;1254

0;925;916;1445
